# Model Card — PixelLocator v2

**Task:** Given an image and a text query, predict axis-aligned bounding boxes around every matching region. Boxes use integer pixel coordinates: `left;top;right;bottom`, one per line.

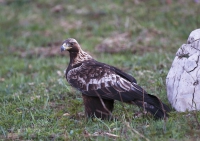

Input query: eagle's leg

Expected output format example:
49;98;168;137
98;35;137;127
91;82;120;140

82;94;114;120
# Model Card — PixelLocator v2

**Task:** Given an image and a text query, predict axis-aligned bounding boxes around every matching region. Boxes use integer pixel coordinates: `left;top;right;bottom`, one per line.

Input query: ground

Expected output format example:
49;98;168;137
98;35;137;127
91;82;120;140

0;0;200;140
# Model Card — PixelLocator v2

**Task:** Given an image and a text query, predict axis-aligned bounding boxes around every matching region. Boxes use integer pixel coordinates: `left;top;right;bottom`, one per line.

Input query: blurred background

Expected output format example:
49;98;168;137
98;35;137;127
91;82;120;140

0;0;200;140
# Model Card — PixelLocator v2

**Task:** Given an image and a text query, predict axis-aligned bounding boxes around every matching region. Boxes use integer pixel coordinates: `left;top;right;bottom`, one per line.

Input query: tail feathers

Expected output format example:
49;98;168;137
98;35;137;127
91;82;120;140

133;94;170;119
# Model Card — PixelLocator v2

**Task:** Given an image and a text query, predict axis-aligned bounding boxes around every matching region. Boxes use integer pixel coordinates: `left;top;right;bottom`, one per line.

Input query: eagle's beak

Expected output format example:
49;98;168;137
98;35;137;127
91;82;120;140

61;43;72;52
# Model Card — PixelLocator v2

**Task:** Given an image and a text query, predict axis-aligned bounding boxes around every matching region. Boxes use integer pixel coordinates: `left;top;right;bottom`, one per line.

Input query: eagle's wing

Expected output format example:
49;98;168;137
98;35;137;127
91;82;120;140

109;65;137;84
67;60;170;118
67;60;135;100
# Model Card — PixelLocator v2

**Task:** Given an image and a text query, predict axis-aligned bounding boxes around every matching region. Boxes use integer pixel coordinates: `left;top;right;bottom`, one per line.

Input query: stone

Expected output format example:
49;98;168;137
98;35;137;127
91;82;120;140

166;29;200;112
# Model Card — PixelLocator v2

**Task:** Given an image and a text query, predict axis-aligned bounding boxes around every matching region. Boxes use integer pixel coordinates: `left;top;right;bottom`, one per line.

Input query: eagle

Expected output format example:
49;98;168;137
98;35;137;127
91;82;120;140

61;38;170;120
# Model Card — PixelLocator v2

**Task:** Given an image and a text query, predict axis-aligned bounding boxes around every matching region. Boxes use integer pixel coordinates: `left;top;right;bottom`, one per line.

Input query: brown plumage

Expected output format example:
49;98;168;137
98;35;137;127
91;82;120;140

61;38;170;120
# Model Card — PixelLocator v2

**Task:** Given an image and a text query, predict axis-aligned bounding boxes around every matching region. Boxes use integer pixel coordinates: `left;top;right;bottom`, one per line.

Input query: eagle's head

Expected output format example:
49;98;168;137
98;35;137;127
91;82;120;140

61;38;92;65
61;38;80;52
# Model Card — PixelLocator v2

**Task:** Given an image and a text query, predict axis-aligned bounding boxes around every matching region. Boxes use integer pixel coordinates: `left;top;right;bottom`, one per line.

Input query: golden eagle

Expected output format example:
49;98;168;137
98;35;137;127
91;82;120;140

61;38;170;119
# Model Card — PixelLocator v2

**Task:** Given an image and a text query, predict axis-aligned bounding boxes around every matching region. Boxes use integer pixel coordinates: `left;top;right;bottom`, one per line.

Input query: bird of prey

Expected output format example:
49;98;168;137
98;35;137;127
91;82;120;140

61;38;170;120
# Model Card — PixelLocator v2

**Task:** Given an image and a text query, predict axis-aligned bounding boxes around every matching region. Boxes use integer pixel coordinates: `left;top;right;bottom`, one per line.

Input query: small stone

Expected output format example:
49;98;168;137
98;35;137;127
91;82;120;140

63;113;70;116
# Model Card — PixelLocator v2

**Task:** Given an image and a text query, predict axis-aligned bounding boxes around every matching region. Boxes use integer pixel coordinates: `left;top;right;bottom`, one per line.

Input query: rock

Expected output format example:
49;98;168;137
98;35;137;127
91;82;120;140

166;29;200;112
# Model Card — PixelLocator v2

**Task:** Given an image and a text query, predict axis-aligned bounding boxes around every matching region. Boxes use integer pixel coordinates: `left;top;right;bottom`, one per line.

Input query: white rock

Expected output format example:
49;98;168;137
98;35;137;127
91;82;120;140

166;29;200;112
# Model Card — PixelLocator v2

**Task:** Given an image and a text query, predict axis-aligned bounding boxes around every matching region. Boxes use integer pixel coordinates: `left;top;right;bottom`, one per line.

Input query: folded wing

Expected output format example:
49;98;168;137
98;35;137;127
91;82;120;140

67;60;170;118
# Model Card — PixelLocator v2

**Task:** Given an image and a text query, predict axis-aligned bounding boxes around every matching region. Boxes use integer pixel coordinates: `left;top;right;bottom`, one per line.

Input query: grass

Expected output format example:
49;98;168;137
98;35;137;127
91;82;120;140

0;0;200;140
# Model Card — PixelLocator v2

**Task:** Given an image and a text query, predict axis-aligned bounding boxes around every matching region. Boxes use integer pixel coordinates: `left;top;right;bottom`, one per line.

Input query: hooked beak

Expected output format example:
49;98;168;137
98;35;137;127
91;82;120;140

61;43;72;52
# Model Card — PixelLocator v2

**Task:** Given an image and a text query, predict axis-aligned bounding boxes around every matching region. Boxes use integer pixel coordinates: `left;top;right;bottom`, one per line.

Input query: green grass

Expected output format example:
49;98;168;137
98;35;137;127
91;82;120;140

0;0;200;140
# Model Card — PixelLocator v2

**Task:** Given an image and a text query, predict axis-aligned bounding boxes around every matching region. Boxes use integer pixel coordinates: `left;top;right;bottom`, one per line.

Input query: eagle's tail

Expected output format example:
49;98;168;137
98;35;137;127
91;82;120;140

133;94;170;119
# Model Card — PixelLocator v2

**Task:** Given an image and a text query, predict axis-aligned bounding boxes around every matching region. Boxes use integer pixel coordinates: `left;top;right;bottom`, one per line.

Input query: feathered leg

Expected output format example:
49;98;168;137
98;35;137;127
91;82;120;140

82;94;114;120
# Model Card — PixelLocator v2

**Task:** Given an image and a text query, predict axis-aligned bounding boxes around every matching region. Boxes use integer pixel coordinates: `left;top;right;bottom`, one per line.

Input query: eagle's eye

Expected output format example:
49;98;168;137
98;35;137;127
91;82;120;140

70;42;75;46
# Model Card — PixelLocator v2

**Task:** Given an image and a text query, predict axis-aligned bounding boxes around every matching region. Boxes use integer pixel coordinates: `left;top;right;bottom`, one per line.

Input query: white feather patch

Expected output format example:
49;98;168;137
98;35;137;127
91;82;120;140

67;64;132;92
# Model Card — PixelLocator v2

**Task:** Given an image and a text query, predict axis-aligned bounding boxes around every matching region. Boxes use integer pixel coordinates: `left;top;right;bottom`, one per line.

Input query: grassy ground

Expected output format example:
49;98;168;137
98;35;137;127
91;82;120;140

0;0;200;140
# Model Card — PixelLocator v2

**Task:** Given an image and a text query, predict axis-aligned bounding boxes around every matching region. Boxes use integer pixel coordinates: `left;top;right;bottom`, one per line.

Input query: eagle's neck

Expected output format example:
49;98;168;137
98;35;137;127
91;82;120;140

69;49;92;66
